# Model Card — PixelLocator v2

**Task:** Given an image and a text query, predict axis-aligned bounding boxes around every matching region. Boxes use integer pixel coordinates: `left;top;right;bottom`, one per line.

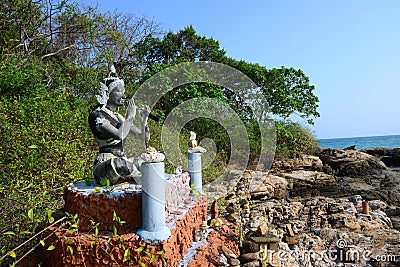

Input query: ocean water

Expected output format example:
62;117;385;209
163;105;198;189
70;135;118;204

318;135;400;150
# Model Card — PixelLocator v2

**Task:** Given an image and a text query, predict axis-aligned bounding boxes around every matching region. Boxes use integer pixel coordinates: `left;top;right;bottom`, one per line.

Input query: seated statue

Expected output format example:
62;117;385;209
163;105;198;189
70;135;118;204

88;67;150;185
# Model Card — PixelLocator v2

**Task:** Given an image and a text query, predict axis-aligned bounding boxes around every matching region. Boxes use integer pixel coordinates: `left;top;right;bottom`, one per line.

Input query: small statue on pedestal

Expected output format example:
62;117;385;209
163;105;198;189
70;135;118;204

188;131;206;153
88;65;150;185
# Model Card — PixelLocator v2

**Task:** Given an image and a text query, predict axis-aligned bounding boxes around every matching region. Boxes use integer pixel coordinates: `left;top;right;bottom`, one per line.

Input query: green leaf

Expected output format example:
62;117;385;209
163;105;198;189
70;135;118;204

67;246;73;255
100;178;108;186
139;262;146;267
48;216;54;223
144;251;151;257
28;144;37;149
47;245;55;251
135;246;144;252
123;249;130;261
40;240;45;246
3;231;16;236
156;250;165;255
95;228;98;236
150;254;156;263
93;187;101;194
28;209;34;220
19;230;31;235
8;251;16;258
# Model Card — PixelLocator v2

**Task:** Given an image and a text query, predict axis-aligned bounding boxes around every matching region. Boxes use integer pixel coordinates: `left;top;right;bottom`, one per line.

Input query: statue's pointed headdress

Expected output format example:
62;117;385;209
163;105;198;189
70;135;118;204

96;64;125;105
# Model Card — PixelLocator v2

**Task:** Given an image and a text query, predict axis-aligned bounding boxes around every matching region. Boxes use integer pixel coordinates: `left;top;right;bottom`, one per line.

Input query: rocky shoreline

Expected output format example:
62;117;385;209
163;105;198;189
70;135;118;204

197;148;400;267
16;148;400;267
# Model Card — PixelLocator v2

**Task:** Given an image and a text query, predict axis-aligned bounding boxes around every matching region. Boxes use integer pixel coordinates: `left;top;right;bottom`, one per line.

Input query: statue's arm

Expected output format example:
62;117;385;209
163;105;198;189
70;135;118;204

129;121;150;143
96;99;136;141
96;117;133;141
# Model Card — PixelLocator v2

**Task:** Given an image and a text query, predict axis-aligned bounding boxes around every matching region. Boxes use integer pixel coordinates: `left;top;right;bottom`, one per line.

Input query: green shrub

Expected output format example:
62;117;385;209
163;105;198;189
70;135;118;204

275;120;320;159
0;59;95;259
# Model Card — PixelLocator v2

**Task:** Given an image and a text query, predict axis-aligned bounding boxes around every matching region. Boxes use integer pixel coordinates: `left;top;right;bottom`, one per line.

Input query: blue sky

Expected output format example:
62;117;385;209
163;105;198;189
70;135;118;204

80;0;400;139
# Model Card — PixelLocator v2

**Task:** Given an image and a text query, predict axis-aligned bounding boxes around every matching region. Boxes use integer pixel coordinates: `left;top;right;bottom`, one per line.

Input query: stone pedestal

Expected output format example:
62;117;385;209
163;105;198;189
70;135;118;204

46;172;207;266
42;196;207;267
136;162;171;242
188;152;204;195
62;172;192;233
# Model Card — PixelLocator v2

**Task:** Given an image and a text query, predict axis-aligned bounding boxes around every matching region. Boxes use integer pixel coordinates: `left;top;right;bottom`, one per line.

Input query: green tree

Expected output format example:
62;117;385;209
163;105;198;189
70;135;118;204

223;58;319;123
134;26;319;124
133;26;319;163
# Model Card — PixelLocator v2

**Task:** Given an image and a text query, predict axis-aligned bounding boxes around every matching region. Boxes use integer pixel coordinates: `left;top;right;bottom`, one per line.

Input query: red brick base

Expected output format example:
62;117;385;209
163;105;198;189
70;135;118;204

42;197;207;267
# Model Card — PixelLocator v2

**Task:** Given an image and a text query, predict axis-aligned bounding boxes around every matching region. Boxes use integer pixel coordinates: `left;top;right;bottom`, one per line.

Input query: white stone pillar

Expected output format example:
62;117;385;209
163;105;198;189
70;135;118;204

136;162;171;241
188;152;204;195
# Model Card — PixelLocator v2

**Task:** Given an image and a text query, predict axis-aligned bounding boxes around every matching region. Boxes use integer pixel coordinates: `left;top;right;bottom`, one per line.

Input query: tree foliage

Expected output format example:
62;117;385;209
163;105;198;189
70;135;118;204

0;0;162;261
134;26;319;123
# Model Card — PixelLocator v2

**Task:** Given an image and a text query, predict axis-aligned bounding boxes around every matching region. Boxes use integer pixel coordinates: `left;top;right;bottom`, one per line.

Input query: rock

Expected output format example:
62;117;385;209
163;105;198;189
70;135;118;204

242;260;260;267
284;170;336;185
225;202;236;213
369;199;387;210
251;174;288;200
209;218;224;227
188;146;206;153
255;222;269;237
250;234;280;244
329;213;361;230
319;148;387;177
344;145;356;150
327;202;345;214
229;257;241;266
242;240;259;253
221;245;237;259
386;207;400;216
286;224;295;237
361;147;400;167
370;209;392;228
349;195;363;203
284;170;336;198
140;151;166;163
390;216;400;230
284;235;299;245
193;229;203;242
272;155;323;172
219;253;228;265
225;213;239;222
211;199;219;219
240;252;259;263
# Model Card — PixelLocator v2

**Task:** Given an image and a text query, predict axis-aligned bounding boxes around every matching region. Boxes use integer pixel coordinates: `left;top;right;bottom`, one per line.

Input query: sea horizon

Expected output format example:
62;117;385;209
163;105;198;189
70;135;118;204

318;134;400;150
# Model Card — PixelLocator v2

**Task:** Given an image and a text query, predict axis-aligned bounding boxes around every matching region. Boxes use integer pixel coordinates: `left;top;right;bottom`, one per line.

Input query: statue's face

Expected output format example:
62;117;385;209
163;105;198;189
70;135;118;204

108;84;126;107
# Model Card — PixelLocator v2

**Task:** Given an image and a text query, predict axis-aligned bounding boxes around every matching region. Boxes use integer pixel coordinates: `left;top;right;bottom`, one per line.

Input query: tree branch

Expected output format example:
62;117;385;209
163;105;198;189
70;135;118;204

41;43;76;59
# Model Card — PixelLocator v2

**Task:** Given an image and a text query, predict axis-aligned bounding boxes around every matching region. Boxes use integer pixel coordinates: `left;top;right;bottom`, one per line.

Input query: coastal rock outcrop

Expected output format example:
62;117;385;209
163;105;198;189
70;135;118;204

319;148;387;177
361;147;400;168
212;148;400;267
272;155;323;172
